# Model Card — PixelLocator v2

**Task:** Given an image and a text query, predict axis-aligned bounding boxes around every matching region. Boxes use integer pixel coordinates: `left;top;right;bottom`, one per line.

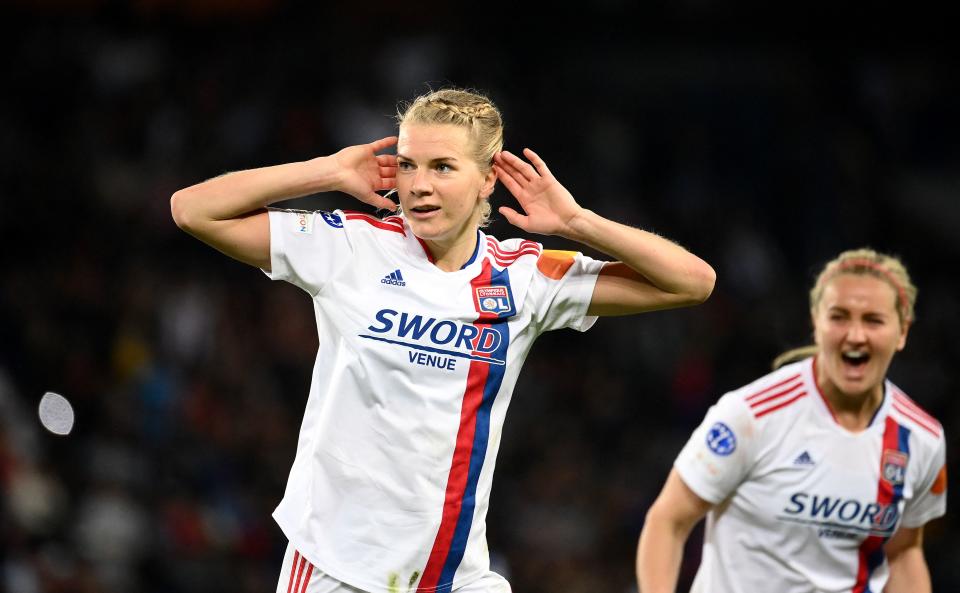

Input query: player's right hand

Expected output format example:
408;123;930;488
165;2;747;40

330;136;398;211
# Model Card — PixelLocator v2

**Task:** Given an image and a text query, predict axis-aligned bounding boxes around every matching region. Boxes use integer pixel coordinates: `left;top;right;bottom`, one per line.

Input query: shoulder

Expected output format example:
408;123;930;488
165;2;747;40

729;359;811;422
266;208;353;246
267;207;380;238
483;234;542;268
339;210;406;237
484;234;605;283
887;382;944;443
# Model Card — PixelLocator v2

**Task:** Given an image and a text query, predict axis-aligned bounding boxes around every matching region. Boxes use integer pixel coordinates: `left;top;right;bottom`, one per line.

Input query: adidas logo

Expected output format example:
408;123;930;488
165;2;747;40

793;451;815;466
381;269;406;287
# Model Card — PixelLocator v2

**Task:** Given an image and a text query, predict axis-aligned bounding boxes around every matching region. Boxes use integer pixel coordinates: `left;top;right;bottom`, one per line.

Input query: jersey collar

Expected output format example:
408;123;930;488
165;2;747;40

401;219;486;277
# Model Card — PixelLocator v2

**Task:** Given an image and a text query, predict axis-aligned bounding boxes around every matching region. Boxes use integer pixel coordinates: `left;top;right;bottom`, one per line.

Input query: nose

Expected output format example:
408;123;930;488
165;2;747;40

410;168;432;196
846;321;867;344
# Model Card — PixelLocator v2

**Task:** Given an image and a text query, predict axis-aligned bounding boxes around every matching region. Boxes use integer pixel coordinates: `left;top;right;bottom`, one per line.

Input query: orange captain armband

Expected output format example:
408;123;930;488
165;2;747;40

931;464;947;495
537;250;577;280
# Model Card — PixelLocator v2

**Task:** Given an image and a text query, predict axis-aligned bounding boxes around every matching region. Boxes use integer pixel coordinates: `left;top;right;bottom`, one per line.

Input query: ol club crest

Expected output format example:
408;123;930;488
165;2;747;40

475;285;515;317
882;449;908;486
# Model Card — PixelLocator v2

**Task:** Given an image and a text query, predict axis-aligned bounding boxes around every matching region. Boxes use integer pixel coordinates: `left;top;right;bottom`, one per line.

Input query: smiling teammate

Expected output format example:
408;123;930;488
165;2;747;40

171;88;715;593
637;248;947;593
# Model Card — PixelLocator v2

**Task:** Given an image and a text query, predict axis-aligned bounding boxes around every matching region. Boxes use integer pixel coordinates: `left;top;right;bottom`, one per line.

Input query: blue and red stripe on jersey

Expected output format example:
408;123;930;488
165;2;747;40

418;260;512;592
852;416;910;593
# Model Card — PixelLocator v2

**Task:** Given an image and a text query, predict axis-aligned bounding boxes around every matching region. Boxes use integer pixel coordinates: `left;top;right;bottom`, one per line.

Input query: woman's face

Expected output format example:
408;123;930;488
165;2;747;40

813;274;908;401
395;123;495;245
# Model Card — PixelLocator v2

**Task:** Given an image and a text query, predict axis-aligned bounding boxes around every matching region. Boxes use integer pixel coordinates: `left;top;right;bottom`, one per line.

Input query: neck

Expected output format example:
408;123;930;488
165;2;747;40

815;358;884;432
424;228;479;272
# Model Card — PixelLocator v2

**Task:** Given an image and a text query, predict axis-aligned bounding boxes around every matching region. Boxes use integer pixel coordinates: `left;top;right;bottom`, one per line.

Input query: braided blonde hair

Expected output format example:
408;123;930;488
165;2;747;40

772;248;917;370
396;88;503;226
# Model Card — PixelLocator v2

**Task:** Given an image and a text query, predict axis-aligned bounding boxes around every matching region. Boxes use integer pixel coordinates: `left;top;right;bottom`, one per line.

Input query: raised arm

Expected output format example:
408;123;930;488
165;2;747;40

170;136;399;270
636;469;713;593
494;149;715;316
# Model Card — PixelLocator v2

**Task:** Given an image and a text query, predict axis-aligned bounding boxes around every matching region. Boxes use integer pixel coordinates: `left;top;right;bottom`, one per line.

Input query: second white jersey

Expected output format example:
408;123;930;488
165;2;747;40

263;209;604;593
675;357;947;593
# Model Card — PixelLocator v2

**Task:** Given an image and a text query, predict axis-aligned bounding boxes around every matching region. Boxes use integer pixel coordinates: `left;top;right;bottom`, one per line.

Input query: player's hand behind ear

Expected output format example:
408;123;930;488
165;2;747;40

328;136;399;211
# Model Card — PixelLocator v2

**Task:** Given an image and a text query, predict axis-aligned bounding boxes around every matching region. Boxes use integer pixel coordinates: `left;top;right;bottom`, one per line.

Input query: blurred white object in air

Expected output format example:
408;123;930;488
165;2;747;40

38;391;74;435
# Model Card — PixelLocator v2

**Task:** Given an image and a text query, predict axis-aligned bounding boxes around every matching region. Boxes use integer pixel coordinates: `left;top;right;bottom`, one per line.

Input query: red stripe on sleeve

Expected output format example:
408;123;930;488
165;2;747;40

292;555;307;593
344;212;406;234
753;391;808;418
892;391;940;434
286;551;300;593
299;563;314;593
744;374;802;402
892;401;941;437
892;391;936;423
747;382;804;410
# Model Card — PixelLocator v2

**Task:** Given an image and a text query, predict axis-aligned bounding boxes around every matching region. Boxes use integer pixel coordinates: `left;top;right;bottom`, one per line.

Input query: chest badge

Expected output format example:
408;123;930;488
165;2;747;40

881;449;908;486
475;285;515;317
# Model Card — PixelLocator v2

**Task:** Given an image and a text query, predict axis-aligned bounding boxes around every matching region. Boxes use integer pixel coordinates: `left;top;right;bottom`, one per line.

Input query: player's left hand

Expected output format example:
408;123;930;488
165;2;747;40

494;149;585;237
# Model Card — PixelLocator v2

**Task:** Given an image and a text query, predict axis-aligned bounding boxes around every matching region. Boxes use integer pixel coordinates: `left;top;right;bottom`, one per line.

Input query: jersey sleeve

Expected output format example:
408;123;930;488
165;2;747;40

674;392;758;505
527;250;605;333
262;209;353;296
901;431;947;528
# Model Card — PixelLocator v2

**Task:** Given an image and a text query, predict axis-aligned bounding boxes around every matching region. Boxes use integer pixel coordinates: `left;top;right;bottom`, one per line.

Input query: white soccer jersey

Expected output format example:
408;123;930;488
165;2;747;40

675;357;947;593
263;208;604;593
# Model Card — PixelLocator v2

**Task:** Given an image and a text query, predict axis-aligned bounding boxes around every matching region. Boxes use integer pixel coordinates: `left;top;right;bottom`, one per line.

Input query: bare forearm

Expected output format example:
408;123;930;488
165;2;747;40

885;547;931;593
564;209;715;302
171;157;337;228
636;516;689;593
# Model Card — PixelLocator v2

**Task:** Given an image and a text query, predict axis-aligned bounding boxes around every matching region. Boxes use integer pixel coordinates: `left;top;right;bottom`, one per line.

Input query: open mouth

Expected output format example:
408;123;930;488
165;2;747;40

410;205;440;214
841;351;870;368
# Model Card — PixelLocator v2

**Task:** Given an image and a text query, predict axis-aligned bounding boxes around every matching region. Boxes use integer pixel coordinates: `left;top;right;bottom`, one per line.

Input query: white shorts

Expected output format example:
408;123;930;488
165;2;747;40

276;544;511;593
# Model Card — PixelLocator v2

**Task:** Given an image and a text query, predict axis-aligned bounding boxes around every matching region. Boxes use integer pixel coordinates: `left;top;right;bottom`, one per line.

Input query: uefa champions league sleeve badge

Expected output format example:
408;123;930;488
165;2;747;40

706;422;737;456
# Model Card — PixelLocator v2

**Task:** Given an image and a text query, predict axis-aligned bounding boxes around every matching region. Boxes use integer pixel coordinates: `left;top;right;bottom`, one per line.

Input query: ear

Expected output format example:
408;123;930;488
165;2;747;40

896;319;911;351
479;168;497;199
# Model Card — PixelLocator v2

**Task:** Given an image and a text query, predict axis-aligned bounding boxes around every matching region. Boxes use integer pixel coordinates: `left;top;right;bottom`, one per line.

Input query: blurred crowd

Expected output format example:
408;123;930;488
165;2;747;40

1;4;958;592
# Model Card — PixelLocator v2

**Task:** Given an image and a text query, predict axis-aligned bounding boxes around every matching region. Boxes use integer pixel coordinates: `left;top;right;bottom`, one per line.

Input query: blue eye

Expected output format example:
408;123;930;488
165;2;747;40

437;163;452;172
398;161;413;170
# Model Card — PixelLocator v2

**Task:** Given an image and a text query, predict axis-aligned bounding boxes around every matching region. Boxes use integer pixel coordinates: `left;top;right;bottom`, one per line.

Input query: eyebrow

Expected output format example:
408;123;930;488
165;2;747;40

826;305;891;316
396;154;460;163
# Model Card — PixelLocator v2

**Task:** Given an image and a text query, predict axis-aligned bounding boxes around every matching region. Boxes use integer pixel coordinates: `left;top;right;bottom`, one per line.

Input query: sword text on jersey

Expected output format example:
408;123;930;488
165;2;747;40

359;309;507;371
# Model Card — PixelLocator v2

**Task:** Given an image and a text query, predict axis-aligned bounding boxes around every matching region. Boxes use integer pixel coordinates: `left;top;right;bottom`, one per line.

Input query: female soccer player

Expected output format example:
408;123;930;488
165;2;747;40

171;88;715;593
637;248;947;593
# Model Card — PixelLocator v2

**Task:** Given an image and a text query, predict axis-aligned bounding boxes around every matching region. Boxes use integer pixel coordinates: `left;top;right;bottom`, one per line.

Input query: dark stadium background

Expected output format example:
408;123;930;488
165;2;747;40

1;3;957;591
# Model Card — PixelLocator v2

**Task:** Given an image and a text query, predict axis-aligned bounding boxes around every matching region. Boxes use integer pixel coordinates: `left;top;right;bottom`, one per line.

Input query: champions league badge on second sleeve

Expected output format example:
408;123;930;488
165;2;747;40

706;422;737;456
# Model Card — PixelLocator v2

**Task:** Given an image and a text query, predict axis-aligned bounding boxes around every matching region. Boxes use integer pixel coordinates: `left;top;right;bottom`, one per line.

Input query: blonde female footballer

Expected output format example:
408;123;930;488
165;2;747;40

172;88;715;593
637;249;946;593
